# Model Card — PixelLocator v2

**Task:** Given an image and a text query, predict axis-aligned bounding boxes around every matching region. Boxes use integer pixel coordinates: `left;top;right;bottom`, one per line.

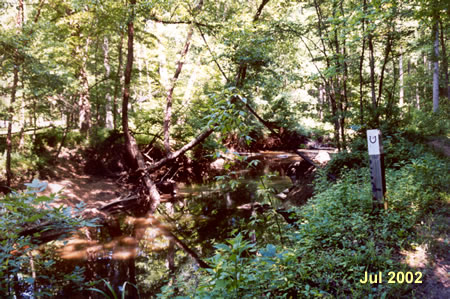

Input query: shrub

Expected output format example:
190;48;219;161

0;179;96;297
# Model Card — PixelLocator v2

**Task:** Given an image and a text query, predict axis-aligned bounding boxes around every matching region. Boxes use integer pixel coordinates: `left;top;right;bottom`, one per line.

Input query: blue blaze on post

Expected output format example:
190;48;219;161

367;129;386;210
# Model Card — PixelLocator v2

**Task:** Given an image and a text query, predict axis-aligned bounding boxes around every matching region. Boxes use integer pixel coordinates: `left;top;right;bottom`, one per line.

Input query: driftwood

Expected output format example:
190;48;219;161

99;194;139;214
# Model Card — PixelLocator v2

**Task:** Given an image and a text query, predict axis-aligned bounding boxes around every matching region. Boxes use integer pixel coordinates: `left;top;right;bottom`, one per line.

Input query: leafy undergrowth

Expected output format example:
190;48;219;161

0;179;96;297
158;137;449;298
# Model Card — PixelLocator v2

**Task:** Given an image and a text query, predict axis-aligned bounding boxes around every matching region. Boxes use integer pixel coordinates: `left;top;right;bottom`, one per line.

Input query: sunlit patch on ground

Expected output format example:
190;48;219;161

401;244;428;268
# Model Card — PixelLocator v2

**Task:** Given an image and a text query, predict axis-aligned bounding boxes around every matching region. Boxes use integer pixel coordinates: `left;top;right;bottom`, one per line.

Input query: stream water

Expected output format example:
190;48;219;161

30;151;323;297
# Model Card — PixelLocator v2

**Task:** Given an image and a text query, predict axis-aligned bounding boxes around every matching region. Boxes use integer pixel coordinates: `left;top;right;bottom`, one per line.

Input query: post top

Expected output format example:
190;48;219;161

367;129;381;135
367;129;383;155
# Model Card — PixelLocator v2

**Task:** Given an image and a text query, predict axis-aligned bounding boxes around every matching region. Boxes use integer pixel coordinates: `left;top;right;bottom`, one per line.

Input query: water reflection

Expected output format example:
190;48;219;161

55;151;312;297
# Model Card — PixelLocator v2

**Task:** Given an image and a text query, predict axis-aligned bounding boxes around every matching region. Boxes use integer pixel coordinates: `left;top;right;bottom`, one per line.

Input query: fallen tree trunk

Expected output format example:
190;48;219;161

295;149;336;181
146;128;214;173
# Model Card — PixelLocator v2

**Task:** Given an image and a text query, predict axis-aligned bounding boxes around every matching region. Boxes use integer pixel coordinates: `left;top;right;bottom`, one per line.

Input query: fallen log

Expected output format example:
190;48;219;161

294;150;336;181
235;94;337;181
146;128;214;173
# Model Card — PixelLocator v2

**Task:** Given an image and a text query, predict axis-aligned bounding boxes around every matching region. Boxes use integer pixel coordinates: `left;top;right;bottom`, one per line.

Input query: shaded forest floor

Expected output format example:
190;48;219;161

406;137;450;298
405;201;450;298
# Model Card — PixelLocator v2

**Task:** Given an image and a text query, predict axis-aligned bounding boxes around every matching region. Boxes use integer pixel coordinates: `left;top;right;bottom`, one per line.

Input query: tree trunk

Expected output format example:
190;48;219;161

5;0;24;187
399;51;404;106
78;68;91;134
103;36;114;129
416;83;420;109
113;32;124;130
358;0;367;124
122;0;162;213
328;86;341;150
234;0;270;88
377;37;392;107
432;19;439;113
340;3;348;149
163;28;194;154
6;65;19;187
439;19;449;100
368;33;377;123
163;0;203;154
18;67;26;150
156;22;170;92
318;84;324;120
78;39;91;135
147;128;214;173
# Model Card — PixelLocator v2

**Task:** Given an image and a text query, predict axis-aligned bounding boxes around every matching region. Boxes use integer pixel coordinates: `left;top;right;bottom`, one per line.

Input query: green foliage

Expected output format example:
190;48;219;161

65;130;85;147
89;279;140;299
0;179;96;297
203;90;251;139
89;127;115;148
158;140;449;298
405;108;450;138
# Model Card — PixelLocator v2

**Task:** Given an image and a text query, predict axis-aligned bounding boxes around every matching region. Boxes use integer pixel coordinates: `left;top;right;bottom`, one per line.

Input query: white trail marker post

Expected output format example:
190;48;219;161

367;129;387;211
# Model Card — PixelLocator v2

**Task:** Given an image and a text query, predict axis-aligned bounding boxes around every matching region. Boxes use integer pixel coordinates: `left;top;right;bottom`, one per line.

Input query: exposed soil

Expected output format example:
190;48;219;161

428;137;450;157
403;214;450;299
41;148;125;213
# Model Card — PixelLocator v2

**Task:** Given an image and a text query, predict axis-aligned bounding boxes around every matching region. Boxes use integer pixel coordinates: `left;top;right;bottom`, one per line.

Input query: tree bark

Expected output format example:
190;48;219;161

439;19;449;100
147;128;214;173
112;31;124;130
163;0;203;154
253;0;270;22
399;51;404;106
339;1;348;149
368;33;377;112
5;0;24;187
318;84;324;120
78;38;91;135
358;0;367;124
163;26;194;153
376;37;392;107
122;0;162;214
6;64;19;188
432;19;439;113
416;83;420;109
103;36;114;129
234;0;271;87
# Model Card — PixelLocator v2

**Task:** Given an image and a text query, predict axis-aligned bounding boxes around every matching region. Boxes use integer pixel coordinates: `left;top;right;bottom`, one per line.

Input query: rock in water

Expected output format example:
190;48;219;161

315;150;331;164
210;158;225;170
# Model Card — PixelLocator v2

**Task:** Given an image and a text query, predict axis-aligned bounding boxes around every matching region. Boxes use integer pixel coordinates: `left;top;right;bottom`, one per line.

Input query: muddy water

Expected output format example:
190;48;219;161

42;151;318;297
